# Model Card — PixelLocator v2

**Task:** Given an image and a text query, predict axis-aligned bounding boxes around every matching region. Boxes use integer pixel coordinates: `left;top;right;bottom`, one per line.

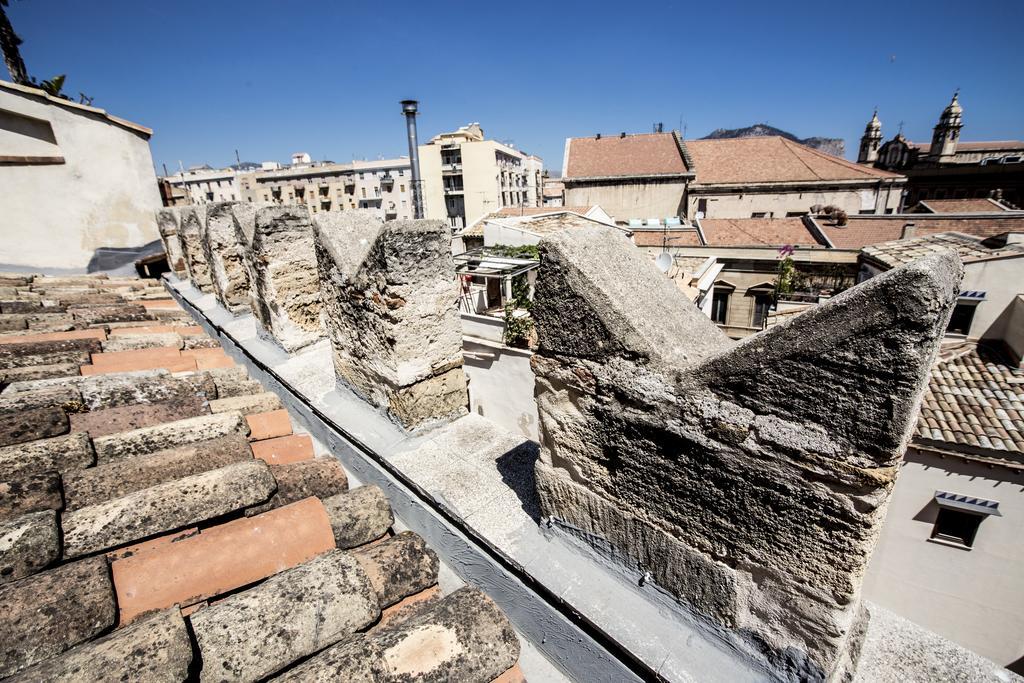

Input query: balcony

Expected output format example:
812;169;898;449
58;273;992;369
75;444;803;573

380;174;395;188
442;163;463;174
444;187;464;195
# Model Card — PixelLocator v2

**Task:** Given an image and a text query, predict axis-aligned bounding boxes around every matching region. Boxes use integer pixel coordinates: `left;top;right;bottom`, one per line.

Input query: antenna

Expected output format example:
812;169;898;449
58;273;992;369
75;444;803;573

235;149;241;167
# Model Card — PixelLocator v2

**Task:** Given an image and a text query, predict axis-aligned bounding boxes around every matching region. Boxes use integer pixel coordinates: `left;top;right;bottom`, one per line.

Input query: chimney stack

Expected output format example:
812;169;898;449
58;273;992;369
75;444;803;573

400;100;424;219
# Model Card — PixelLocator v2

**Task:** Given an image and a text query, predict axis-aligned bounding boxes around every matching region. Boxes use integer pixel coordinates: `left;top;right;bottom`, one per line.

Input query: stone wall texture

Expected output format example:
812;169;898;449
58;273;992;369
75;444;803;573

156;209;186;275
176;206;213;292
313;211;467;429
250;207;324;352
530;225;961;682
202;202;252;313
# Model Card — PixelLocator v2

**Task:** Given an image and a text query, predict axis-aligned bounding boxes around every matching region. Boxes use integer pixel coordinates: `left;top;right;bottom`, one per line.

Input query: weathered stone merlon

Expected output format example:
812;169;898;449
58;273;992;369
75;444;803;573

202;201;254;314
156;208;187;275
531;225;963;681
313;211;467;428
177;206;213;292
250;206;324;352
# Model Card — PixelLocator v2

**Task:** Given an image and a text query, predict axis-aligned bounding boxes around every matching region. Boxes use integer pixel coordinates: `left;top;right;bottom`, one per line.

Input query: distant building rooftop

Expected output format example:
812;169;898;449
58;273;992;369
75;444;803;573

684;136;902;185
862;231;1024;270
810;212;1024;249
699;217;824;247
916;342;1024;459
563;132;691;179
914;198;1016;214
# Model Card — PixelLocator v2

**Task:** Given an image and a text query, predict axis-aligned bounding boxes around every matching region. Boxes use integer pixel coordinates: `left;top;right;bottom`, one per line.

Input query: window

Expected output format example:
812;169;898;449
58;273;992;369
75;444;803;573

752;293;772;328
947;303;977;335
711;290;730;324
751;211;771;218
361;188;366;198
931;508;982;548
398;169;404;176
400;184;405;193
785;211;808;217
697;198;708;216
359;173;364;180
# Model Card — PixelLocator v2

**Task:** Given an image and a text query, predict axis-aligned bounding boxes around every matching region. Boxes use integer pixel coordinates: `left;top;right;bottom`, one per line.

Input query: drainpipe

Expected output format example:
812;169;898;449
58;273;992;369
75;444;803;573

401;100;424;219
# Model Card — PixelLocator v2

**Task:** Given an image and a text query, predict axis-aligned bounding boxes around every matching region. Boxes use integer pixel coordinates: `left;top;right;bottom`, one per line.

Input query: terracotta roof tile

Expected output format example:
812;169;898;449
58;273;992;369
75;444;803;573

813;212;1024;249
565;132;689;179
916;343;1024;458
917;198;1015;214
685;136;901;184
862;231;1024;269
632;228;704;247
0;273;521;681
700;217;825;247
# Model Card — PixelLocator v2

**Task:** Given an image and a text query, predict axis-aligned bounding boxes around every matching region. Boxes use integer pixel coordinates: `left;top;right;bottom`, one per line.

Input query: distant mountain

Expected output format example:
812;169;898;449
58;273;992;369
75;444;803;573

700;124;845;157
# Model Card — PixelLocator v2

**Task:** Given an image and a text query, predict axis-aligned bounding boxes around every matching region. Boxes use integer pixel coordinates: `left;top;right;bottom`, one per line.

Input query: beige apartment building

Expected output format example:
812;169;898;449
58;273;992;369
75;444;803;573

238;158;413;220
419;123;543;231
165;166;241;204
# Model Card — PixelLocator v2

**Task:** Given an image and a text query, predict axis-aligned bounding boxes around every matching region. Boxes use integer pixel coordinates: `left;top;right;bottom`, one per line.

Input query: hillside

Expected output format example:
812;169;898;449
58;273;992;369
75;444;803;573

701;124;845;157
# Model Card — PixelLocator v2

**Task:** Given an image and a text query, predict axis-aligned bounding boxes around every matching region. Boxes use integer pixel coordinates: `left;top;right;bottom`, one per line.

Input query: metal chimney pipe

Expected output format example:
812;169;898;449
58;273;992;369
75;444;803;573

401;100;424;219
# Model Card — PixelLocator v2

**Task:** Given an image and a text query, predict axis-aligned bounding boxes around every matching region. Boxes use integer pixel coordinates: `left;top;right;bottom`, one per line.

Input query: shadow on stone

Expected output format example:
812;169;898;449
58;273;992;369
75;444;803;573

495;441;541;523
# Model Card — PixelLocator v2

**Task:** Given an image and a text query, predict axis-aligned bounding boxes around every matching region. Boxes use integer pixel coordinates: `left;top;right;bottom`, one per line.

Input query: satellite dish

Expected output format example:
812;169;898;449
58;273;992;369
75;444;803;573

655;252;673;273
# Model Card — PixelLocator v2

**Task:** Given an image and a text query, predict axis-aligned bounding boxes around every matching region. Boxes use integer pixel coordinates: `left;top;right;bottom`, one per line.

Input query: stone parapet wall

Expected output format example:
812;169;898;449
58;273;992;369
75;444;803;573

530;224;961;681
313;211;467;429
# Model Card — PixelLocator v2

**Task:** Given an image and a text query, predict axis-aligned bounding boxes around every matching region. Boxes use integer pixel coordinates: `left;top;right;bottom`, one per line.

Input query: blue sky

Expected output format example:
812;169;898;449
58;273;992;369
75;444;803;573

7;0;1023;175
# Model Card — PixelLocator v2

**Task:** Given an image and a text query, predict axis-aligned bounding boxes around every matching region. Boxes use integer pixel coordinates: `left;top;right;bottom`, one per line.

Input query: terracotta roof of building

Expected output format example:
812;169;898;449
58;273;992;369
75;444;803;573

488;206;593;219
564;132;690;179
915;198;1015;213
812;213;1024;249
685;136;902;184
699;217;825;247
915;342;1024;458
861;231;1024;269
631;228;704;248
0;274;520;681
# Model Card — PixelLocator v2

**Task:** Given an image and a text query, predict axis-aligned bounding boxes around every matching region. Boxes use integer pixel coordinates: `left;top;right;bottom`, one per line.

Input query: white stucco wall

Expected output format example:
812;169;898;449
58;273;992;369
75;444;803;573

0;85;161;270
564;178;688;224
688;182;904;220
961;257;1024;341
864;448;1024;667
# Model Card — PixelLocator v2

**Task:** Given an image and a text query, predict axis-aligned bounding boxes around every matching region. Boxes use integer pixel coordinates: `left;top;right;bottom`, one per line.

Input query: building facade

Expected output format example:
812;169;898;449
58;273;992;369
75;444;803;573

165;166;241;205
859;93;1024;209
0;79;161;270
561;132;904;225
238;158;413;220
419;123;543;231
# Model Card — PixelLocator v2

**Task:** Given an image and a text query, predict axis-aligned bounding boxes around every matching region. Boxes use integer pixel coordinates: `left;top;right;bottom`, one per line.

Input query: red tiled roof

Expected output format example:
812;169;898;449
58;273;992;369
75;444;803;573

685;137;902;184
917;198;1013;213
632;229;703;247
565;133;689;179
915;342;1024;456
489;206;592;218
700;217;824;247
814;213;1024;249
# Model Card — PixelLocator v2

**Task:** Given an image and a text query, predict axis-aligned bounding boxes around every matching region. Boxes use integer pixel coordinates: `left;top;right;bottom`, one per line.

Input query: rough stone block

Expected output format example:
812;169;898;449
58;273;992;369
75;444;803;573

62;459;277;557
274;586;519;682
92;410;249;463
0;405;69;447
250;206;323;351
63;433;253;510
0;314;27;331
0;431;95;479
100;332;184;352
0;328;105;345
157;208;187;274
250;433;314;464
69;395;208;438
529;225;963;681
78;369;216;410
0;336;102;368
202;201;254;313
5;608;192;683
0;510;59;583
352;531;439;608
111;497;335;623
313;211;467;428
177;205;214;291
0;471;63;521
246;457;348;515
192;549;379;681
0;556;117;677
323;484;393;548
209;390;282;415
0;362;80;384
205;365;260;398
69;303;149;325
